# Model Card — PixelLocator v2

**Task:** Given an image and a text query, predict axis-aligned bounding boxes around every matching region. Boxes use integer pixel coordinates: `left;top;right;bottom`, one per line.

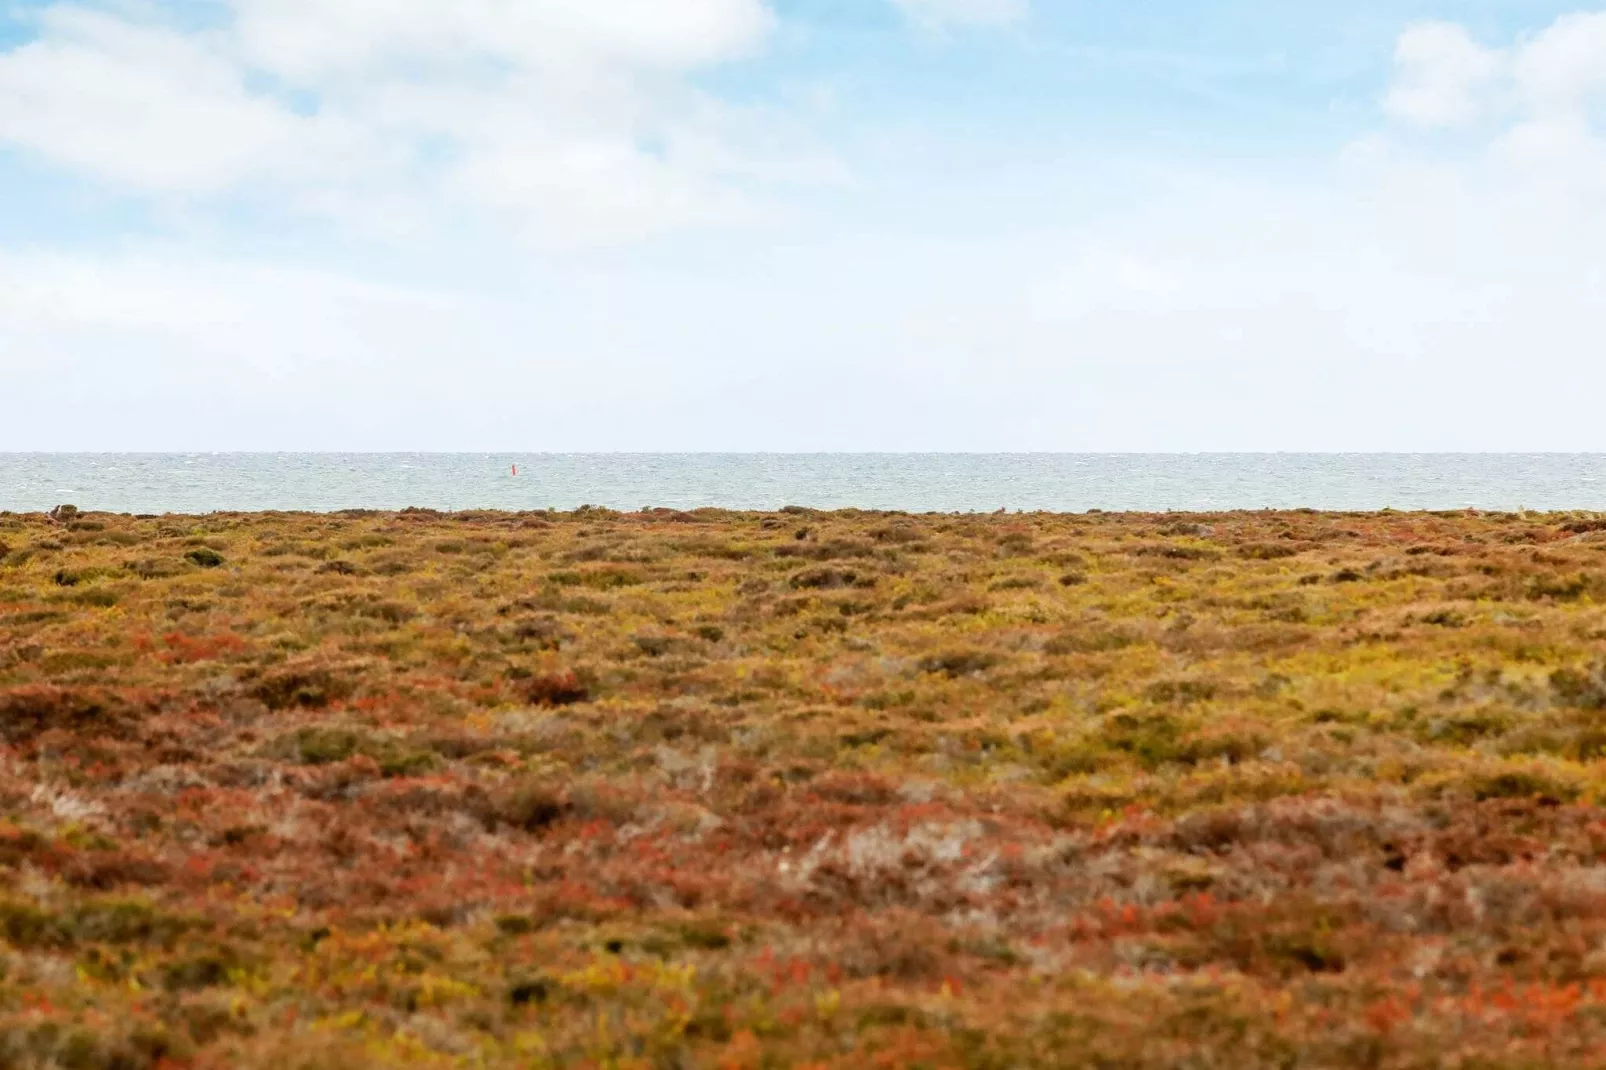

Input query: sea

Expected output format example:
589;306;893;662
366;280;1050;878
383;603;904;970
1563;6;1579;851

2;454;1605;516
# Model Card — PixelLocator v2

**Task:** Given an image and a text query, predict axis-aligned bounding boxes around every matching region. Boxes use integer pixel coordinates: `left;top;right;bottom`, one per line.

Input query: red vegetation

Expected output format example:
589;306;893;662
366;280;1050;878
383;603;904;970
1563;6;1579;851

0;505;1605;1066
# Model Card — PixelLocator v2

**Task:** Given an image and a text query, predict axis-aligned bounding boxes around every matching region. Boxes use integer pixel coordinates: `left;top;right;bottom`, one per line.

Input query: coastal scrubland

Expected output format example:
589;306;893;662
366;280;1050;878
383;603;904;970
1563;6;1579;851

4;504;1606;1066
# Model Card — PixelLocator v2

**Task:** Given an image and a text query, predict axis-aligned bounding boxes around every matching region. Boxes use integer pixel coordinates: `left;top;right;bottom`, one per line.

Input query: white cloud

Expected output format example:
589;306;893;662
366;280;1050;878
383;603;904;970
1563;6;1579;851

1495;113;1606;199
1383;11;1606;202
0;7;360;193
10;6;1606;452
0;0;800;246
8;141;1606;453
1384;22;1503;127
1386;12;1606;129
890;0;1028;31
1512;12;1606;111
233;0;773;79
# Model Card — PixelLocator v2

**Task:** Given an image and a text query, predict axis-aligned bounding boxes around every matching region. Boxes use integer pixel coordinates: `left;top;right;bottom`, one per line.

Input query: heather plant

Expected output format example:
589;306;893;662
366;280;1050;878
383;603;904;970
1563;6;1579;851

1;507;1606;1065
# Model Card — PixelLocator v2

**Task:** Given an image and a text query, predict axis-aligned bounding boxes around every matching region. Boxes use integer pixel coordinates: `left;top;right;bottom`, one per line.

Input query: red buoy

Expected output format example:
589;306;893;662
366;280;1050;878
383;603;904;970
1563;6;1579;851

511;464;518;477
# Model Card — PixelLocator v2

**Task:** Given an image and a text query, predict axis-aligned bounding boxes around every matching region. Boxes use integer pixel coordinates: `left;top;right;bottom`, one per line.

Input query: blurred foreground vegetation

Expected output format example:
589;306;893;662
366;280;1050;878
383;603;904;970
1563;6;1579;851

4;504;1606;1066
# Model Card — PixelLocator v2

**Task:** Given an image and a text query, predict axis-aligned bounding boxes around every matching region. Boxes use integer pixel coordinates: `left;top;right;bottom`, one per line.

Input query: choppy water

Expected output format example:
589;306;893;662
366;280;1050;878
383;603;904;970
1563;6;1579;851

1;454;1604;515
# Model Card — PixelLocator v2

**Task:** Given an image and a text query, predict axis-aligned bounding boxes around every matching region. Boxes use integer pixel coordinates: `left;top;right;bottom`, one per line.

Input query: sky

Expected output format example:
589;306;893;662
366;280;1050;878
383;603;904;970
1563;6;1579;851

1;0;1605;452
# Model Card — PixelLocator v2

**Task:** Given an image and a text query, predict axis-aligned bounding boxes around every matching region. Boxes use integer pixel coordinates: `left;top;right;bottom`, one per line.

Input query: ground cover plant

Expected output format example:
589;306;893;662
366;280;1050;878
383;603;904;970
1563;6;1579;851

5;504;1606;1066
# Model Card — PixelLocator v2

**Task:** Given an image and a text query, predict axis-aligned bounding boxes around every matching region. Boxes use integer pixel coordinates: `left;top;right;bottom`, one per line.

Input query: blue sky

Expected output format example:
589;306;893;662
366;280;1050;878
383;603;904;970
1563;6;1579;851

2;0;1605;451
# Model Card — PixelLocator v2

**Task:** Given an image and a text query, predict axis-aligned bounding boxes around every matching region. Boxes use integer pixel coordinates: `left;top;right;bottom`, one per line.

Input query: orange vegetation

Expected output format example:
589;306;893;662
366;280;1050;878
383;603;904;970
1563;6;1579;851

3;504;1606;1067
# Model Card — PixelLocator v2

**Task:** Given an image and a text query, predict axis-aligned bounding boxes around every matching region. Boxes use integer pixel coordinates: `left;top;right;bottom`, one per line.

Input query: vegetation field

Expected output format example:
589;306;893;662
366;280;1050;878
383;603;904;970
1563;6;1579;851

6;505;1606;1068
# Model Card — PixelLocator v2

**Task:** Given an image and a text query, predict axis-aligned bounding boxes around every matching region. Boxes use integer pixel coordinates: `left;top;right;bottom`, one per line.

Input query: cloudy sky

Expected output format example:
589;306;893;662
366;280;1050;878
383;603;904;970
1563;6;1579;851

1;0;1604;451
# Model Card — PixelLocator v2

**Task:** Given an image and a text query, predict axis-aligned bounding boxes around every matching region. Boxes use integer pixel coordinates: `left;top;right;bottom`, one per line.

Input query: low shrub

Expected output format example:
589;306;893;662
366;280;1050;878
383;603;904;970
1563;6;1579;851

482;781;569;832
0;685;142;743
1552;661;1606;709
523;668;590;706
1238;543;1301;560
790;567;871;590
917;650;999;678
248;665;357;710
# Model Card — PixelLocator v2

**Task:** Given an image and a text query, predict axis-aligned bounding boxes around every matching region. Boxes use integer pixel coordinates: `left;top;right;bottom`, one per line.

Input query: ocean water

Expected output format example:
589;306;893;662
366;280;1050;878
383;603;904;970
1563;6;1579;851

1;454;1604;515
